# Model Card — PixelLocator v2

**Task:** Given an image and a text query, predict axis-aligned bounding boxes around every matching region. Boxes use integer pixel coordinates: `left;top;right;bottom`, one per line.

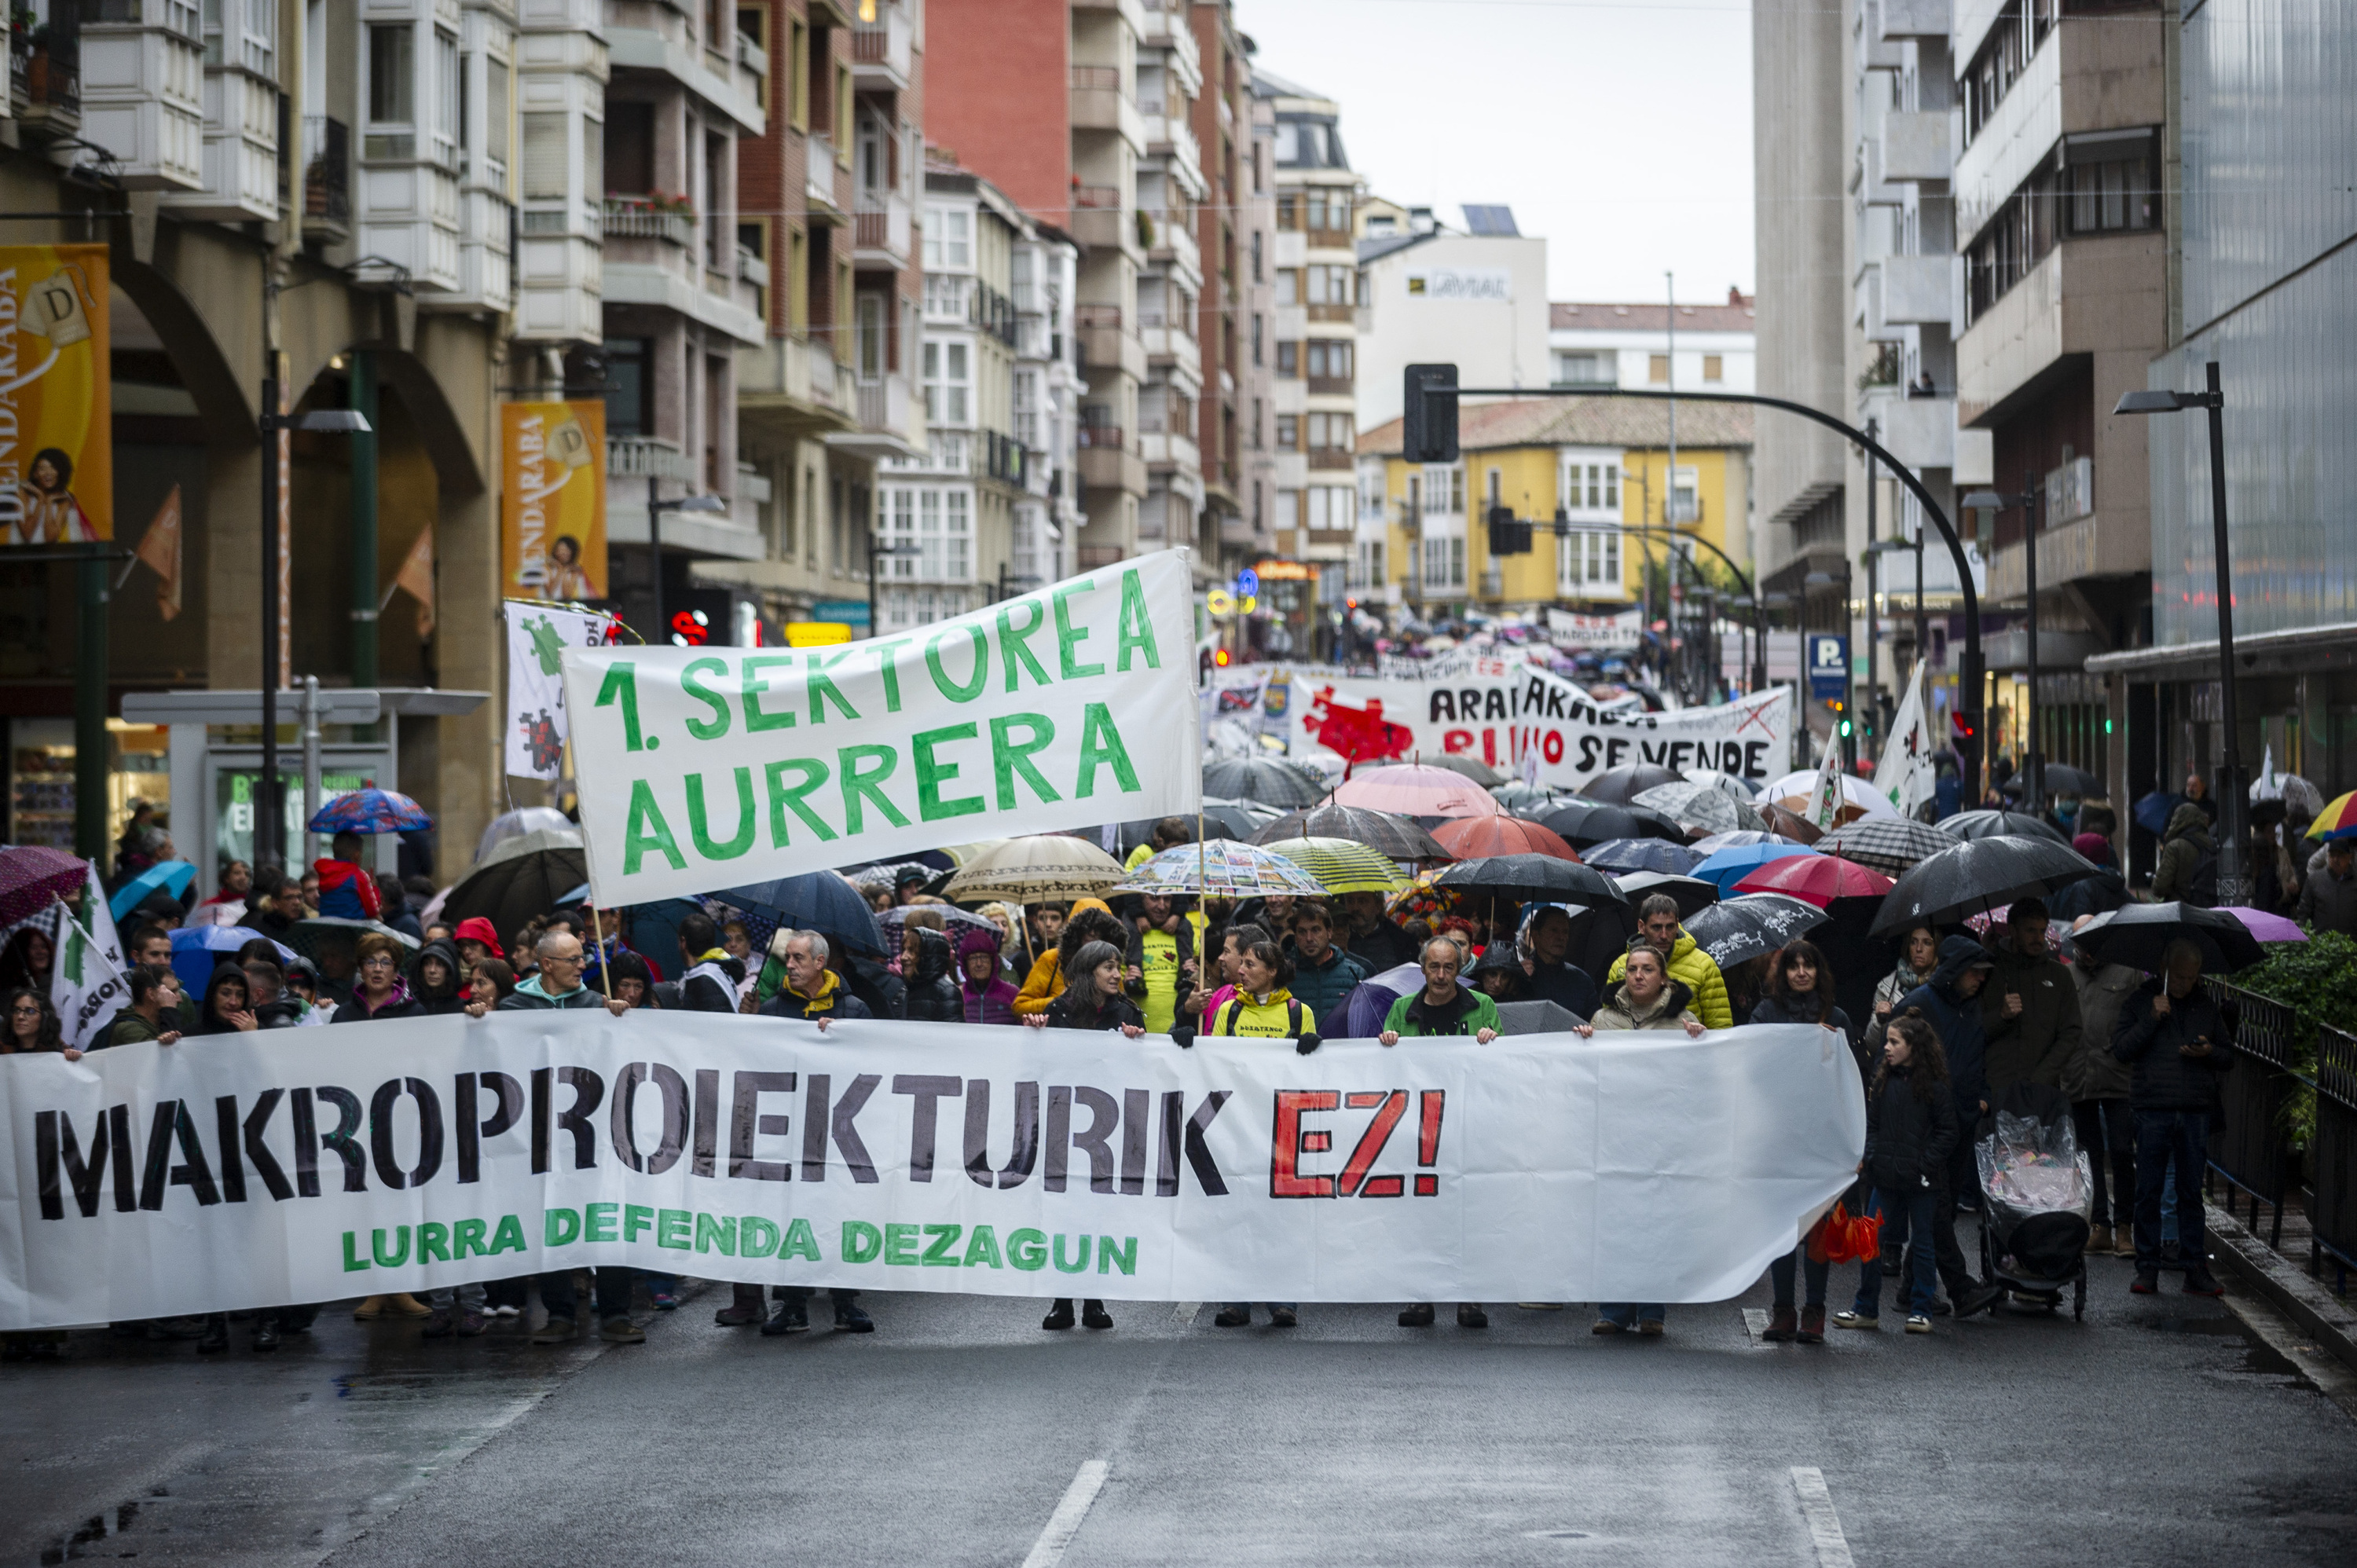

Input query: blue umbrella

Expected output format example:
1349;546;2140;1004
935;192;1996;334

168;925;296;995
110;859;196;920
1688;841;1819;892
713;874;889;959
1581;837;1703;875
2132;790;2180;837
308;788;434;834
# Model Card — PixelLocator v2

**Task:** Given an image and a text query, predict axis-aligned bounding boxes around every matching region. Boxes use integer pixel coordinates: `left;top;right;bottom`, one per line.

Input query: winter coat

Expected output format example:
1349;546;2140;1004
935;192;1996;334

1590;976;1700;1032
332;980;426;1024
1605;932;1732;1028
759;973;875;1022
1862;1064;1959;1192
2065;960;2143;1101
902;929;962;1022
410;937;470;1016
678;951;748;1014
108;1009;175;1046
1381;984;1501;1039
1288;945;1369;1021
1897;936;1996;1122
961;973;1021;1025
1192;987;1320;1049
845;954;907;1020
1749;992;1856;1048
1343;917;1421;973
497;974;608;1012
2049;867;2129;925
1980;943;2082;1092
2296;859;2357;936
311;859;382;921
1040;988;1145;1033
2111;976;2238;1110
1863;960;1939;1059
2152;803;2218;906
1013;948;1065;1017
1523;958;1601;1021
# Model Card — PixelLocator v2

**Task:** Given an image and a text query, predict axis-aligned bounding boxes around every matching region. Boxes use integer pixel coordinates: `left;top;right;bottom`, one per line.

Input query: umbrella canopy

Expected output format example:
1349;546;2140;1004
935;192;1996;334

1204;797;1285;836
2308;789;2357;841
1683;767;1761;800
440;827;588;945
1433;853;1626;912
0;846;89;928
167;925;298;994
1105;813;1241;859
1252;804;1449;861
1765;769;1901;818
1816;815;1955;875
1490;782;1578;815
1691;829;1796;855
1756;801;1825;844
715;873;890;958
1578;762;1686;805
1732;854;1894;908
1428;815;1580;862
879;904;1003;953
1582;837;1703;875
476;806;574;863
108;859;196;921
2133;790;2182;837
2072;901;2264;974
1340;961;1427;1039
940;836;1126;904
1329;764;1504;819
1201;756;1327;809
1681;893;1830;970
286;918;418;973
1365;753;1505;787
1870;834;2099;936
1263;837;1409;895
2216;905;2306;945
1632;779;1750;837
1610;870;1719;919
1534;801;1684;848
307;787;434;834
2029;763;2102;798
1689;841;1819;892
1114;841;1328;899
1937;809;2069;845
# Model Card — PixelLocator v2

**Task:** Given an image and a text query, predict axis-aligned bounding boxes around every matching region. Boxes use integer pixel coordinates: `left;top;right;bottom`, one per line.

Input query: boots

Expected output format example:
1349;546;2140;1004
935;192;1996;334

1762;1304;1798;1342
1043;1299;1077;1330
2088;1223;2113;1255
1797;1305;1826;1344
1080;1300;1114;1329
714;1284;766;1326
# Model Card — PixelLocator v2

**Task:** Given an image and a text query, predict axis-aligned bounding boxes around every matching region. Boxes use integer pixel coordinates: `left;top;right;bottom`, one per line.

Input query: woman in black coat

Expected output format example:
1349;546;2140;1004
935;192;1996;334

901;926;962;1023
1750;940;1856;1343
410;936;471;1016
1029;940;1146;1036
1835;1013;1959;1334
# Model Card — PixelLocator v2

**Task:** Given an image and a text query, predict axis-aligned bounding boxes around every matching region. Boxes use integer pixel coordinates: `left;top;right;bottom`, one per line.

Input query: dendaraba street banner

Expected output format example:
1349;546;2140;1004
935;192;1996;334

0;245;111;545
499;401;606;600
563;552;1200;906
0;1013;1863;1328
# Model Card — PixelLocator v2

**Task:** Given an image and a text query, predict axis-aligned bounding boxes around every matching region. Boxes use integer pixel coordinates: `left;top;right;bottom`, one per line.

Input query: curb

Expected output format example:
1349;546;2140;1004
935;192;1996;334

2205;1207;2357;1376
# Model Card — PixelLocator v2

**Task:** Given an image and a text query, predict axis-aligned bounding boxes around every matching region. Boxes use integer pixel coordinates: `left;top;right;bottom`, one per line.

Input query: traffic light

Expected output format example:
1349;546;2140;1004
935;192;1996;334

1838;716;1853;738
1402;364;1459;463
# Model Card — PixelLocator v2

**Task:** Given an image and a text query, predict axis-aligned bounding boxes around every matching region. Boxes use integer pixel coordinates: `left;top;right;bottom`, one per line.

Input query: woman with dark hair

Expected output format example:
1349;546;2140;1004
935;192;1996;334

1;987;68;1057
1;925;55;995
194;965;260;1034
607;950;658;1009
16;445;97;543
1028;941;1144;1035
410;937;471;1016
1014;900;1126;1017
463;958;519;1017
1836;1013;1958;1335
1750;941;1855;1044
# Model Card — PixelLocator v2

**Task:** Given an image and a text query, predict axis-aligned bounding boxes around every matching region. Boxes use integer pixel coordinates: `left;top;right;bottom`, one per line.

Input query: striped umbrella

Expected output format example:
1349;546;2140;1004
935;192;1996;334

1113;840;1326;899
1263;837;1407;894
2306;789;2357;841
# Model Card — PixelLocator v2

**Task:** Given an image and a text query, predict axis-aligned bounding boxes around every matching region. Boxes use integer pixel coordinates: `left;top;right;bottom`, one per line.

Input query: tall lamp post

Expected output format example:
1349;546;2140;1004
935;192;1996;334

645;490;729;645
1963;474;2044;818
2117;361;2245;904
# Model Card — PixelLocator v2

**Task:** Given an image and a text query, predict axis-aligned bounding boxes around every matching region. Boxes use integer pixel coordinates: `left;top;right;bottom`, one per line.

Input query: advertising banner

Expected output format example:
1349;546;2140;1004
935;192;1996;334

562;552;1200;906
0;1013;1863;1329
500;401;607;601
0;244;111;544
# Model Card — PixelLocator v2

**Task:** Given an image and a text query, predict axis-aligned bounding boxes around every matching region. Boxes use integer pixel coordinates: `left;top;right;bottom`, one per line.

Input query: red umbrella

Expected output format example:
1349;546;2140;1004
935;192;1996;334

1329;764;1504;820
0;845;88;927
1430;815;1580;862
1731;854;1893;908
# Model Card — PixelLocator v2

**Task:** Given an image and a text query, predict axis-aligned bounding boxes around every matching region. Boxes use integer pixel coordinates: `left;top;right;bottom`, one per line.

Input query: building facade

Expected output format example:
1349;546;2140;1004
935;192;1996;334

1549;290;1757;397
1354;204;1549;431
1191;2;1274;590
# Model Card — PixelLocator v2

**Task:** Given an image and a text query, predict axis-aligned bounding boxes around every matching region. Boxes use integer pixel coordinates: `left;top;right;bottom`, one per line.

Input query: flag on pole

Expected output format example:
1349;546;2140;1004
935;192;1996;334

504;601;617;779
51;906;127;1050
1807;724;1846;833
391;525;436;638
1873;660;1935;819
79;863;122;976
134;485;182;621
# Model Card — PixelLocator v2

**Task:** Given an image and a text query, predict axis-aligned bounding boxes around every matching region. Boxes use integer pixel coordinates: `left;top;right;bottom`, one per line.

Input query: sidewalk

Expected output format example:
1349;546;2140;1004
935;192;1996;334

2205;1196;2357;1377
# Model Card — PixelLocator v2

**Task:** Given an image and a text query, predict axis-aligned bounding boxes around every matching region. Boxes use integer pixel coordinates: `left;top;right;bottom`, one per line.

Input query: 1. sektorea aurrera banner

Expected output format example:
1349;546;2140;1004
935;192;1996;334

0;1014;1864;1328
563;551;1200;906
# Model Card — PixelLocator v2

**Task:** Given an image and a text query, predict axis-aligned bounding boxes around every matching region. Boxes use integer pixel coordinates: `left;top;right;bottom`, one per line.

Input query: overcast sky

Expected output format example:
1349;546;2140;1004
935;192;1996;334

1240;0;1756;304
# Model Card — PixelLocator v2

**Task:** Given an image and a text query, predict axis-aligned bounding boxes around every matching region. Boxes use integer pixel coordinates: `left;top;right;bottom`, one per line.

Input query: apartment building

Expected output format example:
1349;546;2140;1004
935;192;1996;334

1549;289;1756;396
1234;76;1281;584
1189;2;1272;588
1354;203;1549;430
1129;0;1204;574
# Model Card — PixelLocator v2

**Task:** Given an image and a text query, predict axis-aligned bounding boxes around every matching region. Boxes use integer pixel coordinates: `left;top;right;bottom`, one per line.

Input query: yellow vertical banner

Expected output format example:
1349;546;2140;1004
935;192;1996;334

500;400;607;600
0;244;112;544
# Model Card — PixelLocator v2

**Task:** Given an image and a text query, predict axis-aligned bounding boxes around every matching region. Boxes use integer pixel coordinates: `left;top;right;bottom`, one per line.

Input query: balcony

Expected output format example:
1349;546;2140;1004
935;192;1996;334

1879;394;1957;472
1077;425;1148;497
603;200;698;246
79;2;203;191
1956;235;2165;423
1140;317;1201;384
301;115;350;233
1145;210;1200;288
601;9;765;137
1984;507;2149;603
1308;449;1354;472
850;3;913;92
807;131;845;215
854;188;912;268
1069;65;1145;152
1069;184;1137;258
1141;429;1200;474
1882;252;1954;324
12;4;82;130
1878;0;1950;39
1881;111;1951;185
1146;112;1205;201
1077;303;1146;382
607;435;700;482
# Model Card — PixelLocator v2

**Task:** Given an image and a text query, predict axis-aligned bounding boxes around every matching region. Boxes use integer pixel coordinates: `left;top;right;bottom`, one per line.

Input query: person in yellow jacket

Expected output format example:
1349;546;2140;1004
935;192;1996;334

1123;816;1194;872
1012;899;1121;1017
1603;892;1733;1030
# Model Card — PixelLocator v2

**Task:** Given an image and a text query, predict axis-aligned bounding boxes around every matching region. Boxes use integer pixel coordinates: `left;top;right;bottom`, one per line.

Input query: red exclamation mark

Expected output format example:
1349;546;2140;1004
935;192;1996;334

1414;1090;1444;1196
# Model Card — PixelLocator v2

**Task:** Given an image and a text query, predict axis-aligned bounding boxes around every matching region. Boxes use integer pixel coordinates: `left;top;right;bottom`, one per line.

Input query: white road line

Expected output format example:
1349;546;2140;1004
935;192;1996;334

1172;1300;1200;1326
1742;1308;1769;1343
1021;1460;1110;1568
1790;1467;1855;1568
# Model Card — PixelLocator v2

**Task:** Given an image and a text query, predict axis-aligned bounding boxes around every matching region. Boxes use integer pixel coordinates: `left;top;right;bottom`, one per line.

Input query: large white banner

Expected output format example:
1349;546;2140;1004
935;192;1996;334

562;554;1200;906
0;1014;1862;1328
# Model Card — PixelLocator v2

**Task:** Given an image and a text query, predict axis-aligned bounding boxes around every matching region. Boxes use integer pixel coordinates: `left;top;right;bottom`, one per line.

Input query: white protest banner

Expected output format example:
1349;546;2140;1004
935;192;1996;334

563;553;1200;907
50;910;126;1052
504;602;618;780
0;1013;1862;1328
1875;660;1934;819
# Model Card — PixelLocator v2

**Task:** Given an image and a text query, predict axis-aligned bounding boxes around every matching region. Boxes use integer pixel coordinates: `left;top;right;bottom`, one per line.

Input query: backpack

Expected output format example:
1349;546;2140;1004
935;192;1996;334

1215;996;1307;1038
2184;843;2219;907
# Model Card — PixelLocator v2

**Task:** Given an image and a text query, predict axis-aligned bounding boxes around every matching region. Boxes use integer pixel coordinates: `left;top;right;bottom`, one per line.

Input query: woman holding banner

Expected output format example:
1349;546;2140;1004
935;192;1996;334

1591;942;1706;1338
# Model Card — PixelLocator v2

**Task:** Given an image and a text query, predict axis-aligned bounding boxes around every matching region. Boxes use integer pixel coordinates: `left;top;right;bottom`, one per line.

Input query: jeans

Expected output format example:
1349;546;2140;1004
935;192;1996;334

784;1287;861;1306
2135;1112;2207;1273
1855;1185;1940;1317
426;1281;486;1312
1597;1302;1665;1328
483;1277;530;1312
1769;1247;1828;1310
541;1267;632;1323
1908;1161;1978;1302
2072;1098;2136;1228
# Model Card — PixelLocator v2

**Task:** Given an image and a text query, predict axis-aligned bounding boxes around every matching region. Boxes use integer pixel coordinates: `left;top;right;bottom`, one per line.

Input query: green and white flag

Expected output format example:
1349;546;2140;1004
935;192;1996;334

563;551;1202;906
51;907;127;1051
1872;660;1934;819
1807;724;1846;833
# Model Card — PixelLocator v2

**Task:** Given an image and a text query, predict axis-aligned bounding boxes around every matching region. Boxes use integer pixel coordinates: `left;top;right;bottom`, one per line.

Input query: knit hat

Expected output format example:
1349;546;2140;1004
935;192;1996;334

2071;832;2112;866
956;926;1001;961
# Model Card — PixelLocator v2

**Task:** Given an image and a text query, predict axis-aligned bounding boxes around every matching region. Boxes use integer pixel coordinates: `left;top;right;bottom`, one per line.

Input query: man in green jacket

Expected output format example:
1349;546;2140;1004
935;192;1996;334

1604;894;1732;1029
1377;937;1501;1042
1980;899;2082;1092
107;965;185;1047
493;932;629;1016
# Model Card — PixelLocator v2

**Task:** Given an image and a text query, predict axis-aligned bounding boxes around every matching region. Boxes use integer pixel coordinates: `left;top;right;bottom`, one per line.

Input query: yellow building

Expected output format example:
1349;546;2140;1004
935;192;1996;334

1356;400;1753;617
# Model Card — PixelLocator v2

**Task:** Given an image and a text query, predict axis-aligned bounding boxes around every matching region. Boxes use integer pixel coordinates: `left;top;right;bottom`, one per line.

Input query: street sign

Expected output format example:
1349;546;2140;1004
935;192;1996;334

1806;634;1848;703
813;599;871;627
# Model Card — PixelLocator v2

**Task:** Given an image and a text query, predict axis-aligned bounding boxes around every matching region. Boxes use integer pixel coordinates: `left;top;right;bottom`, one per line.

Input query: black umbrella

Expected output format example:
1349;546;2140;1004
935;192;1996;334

1583;837;1704;875
440;826;587;943
2070;901;2264;973
715;873;890;958
1578;762;1686;805
1610;870;1719;919
1681;894;1828;969
2033;763;2102;798
1251;804;1449;860
1870;834;2099;937
1202;757;1328;809
1535;801;1686;848
1491;782;1576;815
1937;809;2068;845
1365;753;1505;787
1434;853;1627;914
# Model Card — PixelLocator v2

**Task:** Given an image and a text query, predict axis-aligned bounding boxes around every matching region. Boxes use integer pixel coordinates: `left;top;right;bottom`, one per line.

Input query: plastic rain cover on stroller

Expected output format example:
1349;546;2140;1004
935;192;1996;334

1976;1108;2095;1284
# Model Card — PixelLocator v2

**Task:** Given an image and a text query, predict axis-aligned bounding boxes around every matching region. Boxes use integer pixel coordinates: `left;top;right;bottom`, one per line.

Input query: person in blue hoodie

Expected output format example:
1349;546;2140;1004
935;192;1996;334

1893;935;2003;1319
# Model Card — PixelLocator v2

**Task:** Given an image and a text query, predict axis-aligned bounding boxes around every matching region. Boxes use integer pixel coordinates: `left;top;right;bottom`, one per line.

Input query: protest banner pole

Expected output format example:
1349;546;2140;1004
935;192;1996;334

588;896;614;1002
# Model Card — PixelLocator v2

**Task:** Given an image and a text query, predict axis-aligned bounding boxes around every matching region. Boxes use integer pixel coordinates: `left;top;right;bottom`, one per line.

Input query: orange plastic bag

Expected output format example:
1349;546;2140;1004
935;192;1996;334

1805;1201;1885;1265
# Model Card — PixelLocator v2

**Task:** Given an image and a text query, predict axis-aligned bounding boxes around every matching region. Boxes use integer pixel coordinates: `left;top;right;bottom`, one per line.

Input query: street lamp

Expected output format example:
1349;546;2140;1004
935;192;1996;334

2116;361;2244;903
1963;478;2044;819
255;395;371;874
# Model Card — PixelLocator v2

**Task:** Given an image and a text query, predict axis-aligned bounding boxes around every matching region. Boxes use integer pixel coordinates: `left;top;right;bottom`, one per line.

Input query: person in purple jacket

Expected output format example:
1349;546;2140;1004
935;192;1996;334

958;928;1020;1024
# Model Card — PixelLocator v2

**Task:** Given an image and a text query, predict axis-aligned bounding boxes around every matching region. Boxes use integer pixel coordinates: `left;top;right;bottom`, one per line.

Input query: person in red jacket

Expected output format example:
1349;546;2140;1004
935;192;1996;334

312;832;383;921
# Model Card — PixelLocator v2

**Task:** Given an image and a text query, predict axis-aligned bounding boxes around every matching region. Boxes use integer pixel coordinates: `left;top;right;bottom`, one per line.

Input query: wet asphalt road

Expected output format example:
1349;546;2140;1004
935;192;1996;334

3;1241;2353;1568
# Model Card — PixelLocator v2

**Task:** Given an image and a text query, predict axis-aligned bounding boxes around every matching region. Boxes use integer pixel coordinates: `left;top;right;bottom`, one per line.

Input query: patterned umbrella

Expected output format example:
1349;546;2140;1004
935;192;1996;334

1682;893;1830;969
1428;815;1580;862
1934;809;2068;846
941;835;1126;903
1633;780;1748;837
1579;762;1686;804
1683;767;1762;800
1329;764;1504;819
1816;815;1955;874
0;846;88;929
1201;757;1328;810
1731;854;1894;908
1582;837;1703;875
307;787;434;834
1263;837;1407;895
1113;840;1327;899
1252;804;1450;861
1363;752;1505;787
1689;841;1820;892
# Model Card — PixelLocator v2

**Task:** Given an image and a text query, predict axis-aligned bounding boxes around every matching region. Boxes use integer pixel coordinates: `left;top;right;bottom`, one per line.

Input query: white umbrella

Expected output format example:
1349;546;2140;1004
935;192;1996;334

940;836;1126;904
1763;769;1900;819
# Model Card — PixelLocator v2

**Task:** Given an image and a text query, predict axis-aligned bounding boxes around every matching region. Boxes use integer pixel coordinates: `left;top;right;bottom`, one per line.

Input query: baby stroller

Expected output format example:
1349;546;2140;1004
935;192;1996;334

1974;1083;2092;1321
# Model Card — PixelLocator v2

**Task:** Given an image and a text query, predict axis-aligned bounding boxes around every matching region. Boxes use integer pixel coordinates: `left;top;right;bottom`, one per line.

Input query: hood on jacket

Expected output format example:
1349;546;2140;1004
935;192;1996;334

412;936;464;999
452;917;504;959
1928;935;1996;1002
956;926;1003;962
1604;975;1694;1024
2165;801;2214;845
909;927;955;987
516;970;584;1002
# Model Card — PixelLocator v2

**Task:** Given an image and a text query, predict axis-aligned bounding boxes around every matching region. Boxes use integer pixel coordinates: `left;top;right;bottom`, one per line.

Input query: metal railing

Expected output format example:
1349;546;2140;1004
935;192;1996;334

2312;1024;2357;1287
13;0;81;113
602;203;697;245
2201;980;2299;1248
303;115;350;224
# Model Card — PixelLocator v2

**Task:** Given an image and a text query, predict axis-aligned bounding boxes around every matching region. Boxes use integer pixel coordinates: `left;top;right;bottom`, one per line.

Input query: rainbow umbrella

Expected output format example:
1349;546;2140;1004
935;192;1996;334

2306;789;2357;841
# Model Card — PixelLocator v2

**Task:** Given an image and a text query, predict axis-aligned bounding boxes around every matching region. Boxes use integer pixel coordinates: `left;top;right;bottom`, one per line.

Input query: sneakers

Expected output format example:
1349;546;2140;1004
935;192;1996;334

649;1287;679;1311
2130;1270;2161;1295
1456;1304;1488;1329
530;1317;577;1345
491;1304;522;1319
1213;1307;1252;1327
1043;1301;1077;1331
1636;1320;1665;1337
420;1309;456;1339
1832;1310;1878;1331
1267;1306;1298;1327
1398;1304;1437;1328
1761;1305;1798;1343
2183;1270;2225;1297
251;1318;280;1353
1590;1318;1622;1335
1081;1301;1114;1330
761;1302;809;1336
1797;1306;1826;1345
713;1299;765;1328
834;1301;875;1333
456;1308;487;1337
599;1316;644;1344
1904;1314;1933;1335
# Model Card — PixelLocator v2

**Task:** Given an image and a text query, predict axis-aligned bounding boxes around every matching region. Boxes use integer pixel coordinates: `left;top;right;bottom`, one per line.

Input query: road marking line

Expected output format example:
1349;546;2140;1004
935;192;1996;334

1173;1300;1200;1326
1742;1308;1769;1343
1790;1467;1854;1568
1021;1460;1109;1568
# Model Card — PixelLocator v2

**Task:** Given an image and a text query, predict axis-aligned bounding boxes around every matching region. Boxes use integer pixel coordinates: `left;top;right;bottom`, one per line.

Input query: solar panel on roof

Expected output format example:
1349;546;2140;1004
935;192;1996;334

1461;204;1519;236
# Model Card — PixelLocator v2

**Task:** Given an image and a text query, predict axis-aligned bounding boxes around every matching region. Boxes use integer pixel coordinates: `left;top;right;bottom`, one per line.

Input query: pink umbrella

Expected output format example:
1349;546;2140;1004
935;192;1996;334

2218;906;2306;944
1329;764;1504;820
